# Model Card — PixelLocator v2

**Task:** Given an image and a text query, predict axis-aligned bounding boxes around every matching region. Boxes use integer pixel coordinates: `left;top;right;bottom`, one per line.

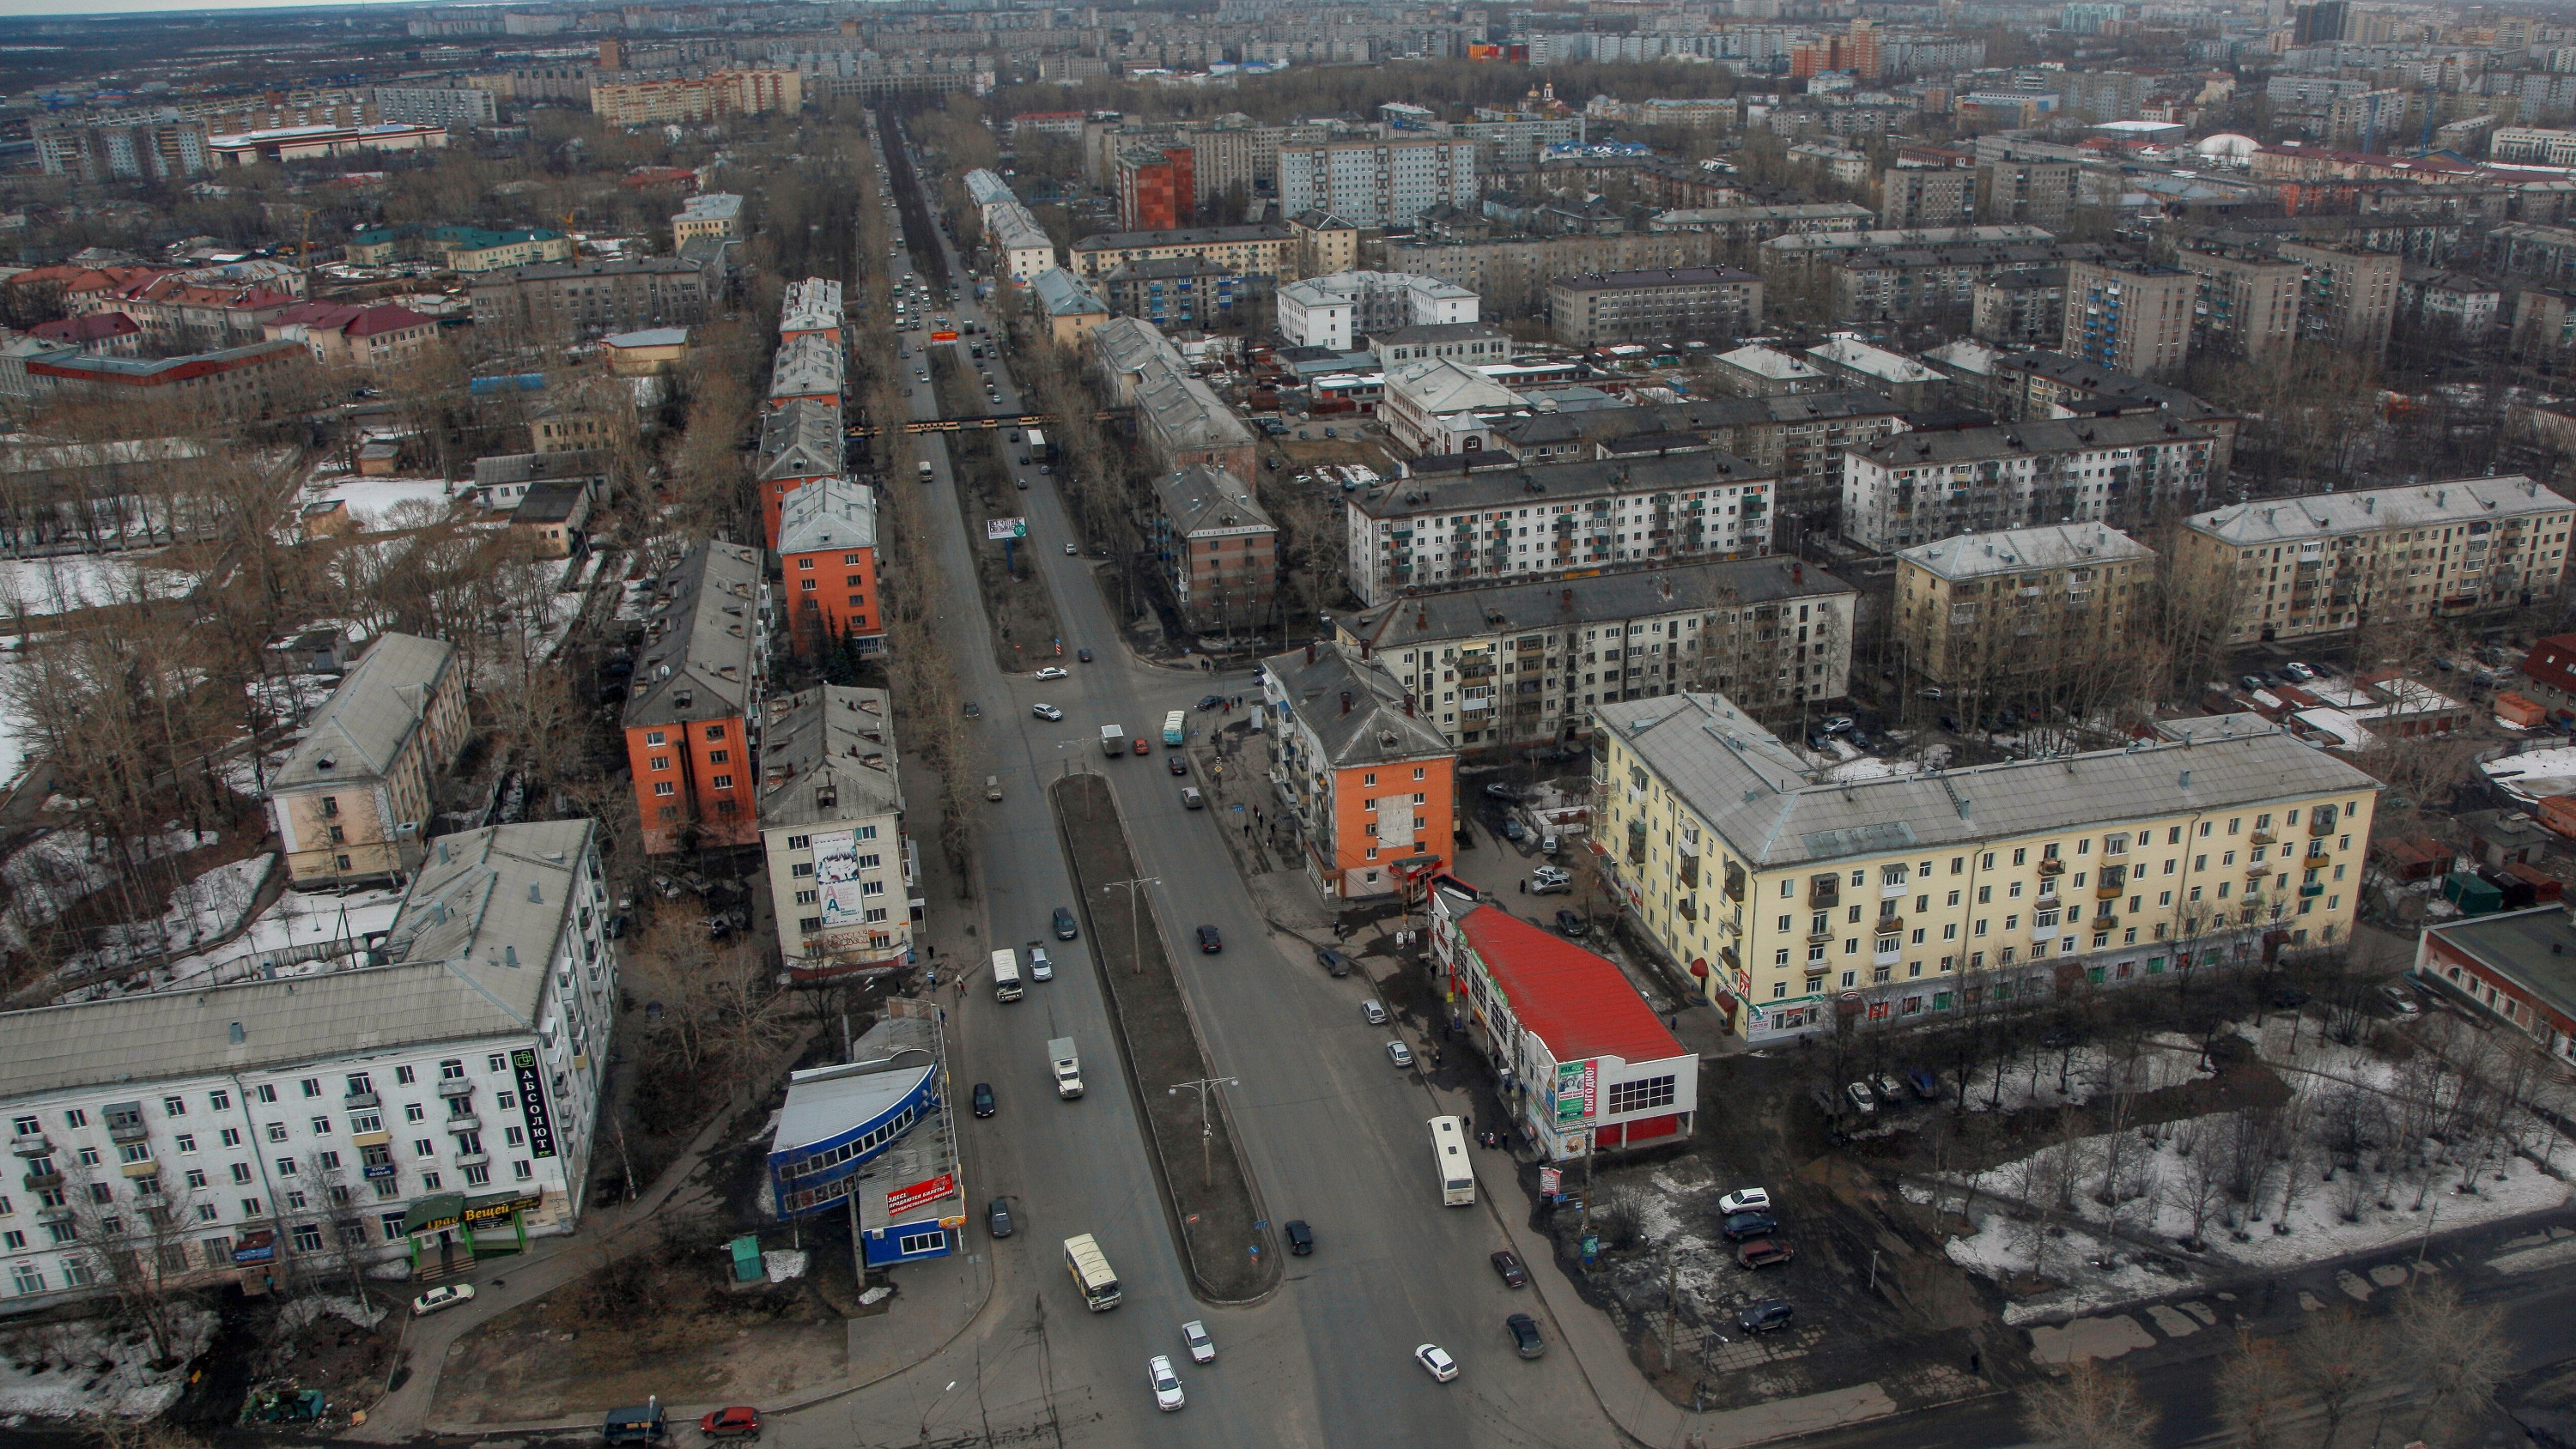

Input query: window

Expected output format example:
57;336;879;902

219;1128;242;1149
63;1109;85;1128
404;1104;425;1124
231;1163;253;1185
310;1116;330;1136
252;1085;276;1104
1606;1076;1676;1113
174;1134;196;1155
240;1197;263;1217
276;1157;298;1177
300;1079;321;1099
395;1066;415;1086
896;1229;946;1255
265;1123;288;1143
413;1139;435;1158
185;1169;208;1189
161;1096;185;1117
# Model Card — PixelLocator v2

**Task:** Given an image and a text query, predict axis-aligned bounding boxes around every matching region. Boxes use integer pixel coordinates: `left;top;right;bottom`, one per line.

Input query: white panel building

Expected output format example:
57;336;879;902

1279;138;1479;228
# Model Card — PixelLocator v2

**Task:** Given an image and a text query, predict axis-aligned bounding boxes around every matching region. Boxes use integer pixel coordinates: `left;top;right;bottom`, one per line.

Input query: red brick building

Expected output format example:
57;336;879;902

777;478;882;659
2413;906;2576;1069
621;541;770;854
1116;146;1195;233
756;398;841;549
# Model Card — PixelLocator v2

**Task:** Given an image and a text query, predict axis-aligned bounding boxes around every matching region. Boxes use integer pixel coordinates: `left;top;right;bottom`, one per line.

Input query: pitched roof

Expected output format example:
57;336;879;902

1261;640;1450;768
776;476;878;555
622;542;767;729
1343;555;1852;648
271;633;456;791
1151;464;1273;537
1897;523;2154;581
1352;451;1771;520
1852;412;2209;468
1456;903;1683;1065
1386;357;1524;415
757;398;842;483
769;331;843;400
2185;476;2572;545
756;685;902;830
1031;266;1110;318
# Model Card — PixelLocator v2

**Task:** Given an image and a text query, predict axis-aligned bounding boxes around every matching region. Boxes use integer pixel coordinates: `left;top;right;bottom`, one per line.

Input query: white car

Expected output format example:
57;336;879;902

1717;1188;1772;1216
411;1283;477;1316
1386;1040;1414;1068
1182;1320;1215;1364
1030;947;1054;981
1031;703;1064;721
1033;666;1068;681
1413;1343;1460;1382
1064;543;1076;555
1148;1355;1186;1411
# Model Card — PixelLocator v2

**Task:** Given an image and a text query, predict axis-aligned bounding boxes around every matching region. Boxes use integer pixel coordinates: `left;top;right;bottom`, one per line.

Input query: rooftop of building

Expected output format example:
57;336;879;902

1262;640;1452;768
604;326;693;349
475;449;607;488
1595;691;2376;869
513;479;587;524
1030;266;1111;318
470;256;704;282
769;331;843;398
1852;411;2210;467
1453;901;1685;1065
2424;905;2576;1028
1373;321;1507;347
1550;266;1759;292
1152;463;1273;537
2185;476;2570;544
757;398;842;482
758;685;902;831
1070;223;1291;253
1136;364;1256;451
271;632;455;792
1386;357;1525;415
622;541;766;730
1808;331;1939;384
1089;316;1187;378
676;191;744;219
1897;523;2154;581
1341;555;1851;648
1279;270;1481;305
776;476;878;555
1358;450;1772;518
1714;344;1826;380
1098;256;1243;282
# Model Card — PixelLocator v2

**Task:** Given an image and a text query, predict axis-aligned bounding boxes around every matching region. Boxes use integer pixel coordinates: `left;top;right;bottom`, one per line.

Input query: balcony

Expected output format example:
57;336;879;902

2299;882;2325;898
35;1205;73;1226
1873;914;1905;934
444;1114;482;1134
106;1122;148;1144
21;1169;60;1191
1807;927;1837;945
2310;815;2336;837
119;1158;158;1178
453;1152;490;1169
344;1090;380;1110
2250;829;2275;846
2031;919;2061;941
1677;898;1698;923
9;1133;50;1156
2094;883;2122;900
1880;882;1906;900
436;1078;475;1099
1808;883;1840;908
2036;858;2064;876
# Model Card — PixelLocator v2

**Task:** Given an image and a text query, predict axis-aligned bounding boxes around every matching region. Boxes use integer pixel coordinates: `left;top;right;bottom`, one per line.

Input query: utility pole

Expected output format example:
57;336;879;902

1167;1076;1238;1186
1101;876;1160;974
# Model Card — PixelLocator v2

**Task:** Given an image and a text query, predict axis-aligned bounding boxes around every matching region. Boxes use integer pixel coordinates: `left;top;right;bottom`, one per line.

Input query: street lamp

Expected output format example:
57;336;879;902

1101;876;1161;974
1167;1076;1238;1187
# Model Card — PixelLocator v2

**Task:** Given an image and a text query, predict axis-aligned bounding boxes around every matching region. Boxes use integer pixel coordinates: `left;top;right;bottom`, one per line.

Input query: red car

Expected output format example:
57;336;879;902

700;1408;762;1440
1133;737;1151;755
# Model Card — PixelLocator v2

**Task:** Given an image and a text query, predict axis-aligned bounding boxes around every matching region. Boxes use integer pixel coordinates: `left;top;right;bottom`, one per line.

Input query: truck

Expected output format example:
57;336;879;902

1101;724;1125;756
1162;710;1187;747
991;948;1024;1002
1048;1036;1085;1098
917;460;934;482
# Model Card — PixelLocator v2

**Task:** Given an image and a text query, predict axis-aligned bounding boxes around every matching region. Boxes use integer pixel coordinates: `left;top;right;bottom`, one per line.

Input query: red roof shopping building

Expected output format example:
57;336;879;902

1431;884;1695;1161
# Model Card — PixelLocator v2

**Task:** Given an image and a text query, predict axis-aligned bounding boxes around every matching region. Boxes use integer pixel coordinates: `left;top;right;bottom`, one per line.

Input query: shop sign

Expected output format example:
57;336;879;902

513;1048;557;1159
885;1173;956;1216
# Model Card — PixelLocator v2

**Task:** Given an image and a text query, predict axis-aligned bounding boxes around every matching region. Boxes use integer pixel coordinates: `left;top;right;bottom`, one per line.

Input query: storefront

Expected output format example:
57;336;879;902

401;1189;546;1276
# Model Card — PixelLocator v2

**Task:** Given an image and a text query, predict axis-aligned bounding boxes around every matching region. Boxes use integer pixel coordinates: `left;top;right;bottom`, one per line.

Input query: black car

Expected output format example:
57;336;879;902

1554;910;1588;937
971;1082;995;1118
1316;948;1353;977
1739;1300;1795;1334
1077;648;1094;663
1197;925;1224;953
1491;1250;1528;1288
1284;1220;1314;1255
1053;906;1078;940
1170;753;1191;775
2274;985;2312;1008
1721;1211;1777;1242
1197;694;1224;710
1505;1313;1545;1359
987;1199;1013;1238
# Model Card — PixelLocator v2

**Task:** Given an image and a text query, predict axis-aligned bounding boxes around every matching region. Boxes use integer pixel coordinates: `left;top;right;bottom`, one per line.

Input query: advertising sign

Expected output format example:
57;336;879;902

464;1189;544;1226
986;516;1028;541
812;829;868;931
512;1048;558;1159
1539;1167;1561;1195
1552;1058;1597;1123
930;329;959;342
884;1173;957;1216
231;1228;277;1265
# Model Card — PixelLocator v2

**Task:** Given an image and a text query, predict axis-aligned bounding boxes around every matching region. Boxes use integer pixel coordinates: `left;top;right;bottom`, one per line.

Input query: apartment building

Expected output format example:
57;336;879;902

1971;270;2068;346
33;110;211;182
671;192;744;248
2176;477;2576;645
757;687;909;982
1343;454;1777;606
755;399;841;549
1391;232;1745;318
1134;360;1258;477
2062;261;2195;380
24;342;316;421
1894;524;2154;685
1033;267;1115;346
777;479;881;660
0;819;616;1309
372;85;498;129
268;634;471;888
1807;240;2115;329
1878;167;1977;230
767;332;843;411
1278;137;1479;228
1841;414;2219;553
1975;159;2082;228
588;69;803;125
1069;225;1294;282
264;302;440;372
1335;556;1856;746
1546;268;1764;348
2278;241;2399;359
1378;360;1526;458
1981;352;2241;481
2491;126;2576;166
1260;640;1457;900
1288;210;1363;280
1488;392;1908;518
2175;248;2304;361
1805;333;1945;411
467;258;710;346
1151;465;1279;634
621;542;771;855
1278;271;1479;352
1115;147;1194;231
1590;692;2379;1042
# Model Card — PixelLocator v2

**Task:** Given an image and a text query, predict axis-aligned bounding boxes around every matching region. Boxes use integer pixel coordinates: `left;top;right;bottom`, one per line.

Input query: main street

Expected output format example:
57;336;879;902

758;125;1615;1449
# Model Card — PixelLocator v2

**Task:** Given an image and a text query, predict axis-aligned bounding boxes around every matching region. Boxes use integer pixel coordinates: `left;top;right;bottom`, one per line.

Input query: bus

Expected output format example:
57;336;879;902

1162;710;1187;747
1429;1115;1474;1206
990;949;1024;1002
1063;1233;1121;1311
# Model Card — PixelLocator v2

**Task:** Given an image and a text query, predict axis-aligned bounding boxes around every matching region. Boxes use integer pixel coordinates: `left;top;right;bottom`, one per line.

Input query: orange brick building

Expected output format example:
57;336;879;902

756;398;841;548
778;477;883;658
1115;146;1195;233
622;541;770;854
1261;640;1458;900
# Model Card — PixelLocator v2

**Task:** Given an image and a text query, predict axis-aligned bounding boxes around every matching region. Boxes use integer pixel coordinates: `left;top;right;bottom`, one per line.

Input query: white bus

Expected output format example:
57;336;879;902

1063;1233;1121;1311
991;948;1024;1002
1429;1115;1474;1206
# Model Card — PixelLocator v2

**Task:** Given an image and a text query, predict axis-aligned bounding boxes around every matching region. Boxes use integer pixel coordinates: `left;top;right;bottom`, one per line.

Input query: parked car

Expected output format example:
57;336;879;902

1197;694;1224;710
1530;868;1571;894
1738;1300;1795;1334
1413;1344;1461;1382
1362;1000;1388;1025
1053;906;1078;940
2379;984;2421;1015
987;1199;1013;1238
1483;782;1523;801
1147;1355;1185;1412
1182;1320;1215;1364
1492;1250;1528;1288
2282;661;2316;682
1874;1072;1907;1103
1554;910;1588;937
1284;1220;1314;1255
1905;1067;1940;1100
1502;818;1527;841
1735;1239;1795;1270
971;1082;995;1117
1845;1082;1878;1114
1030;948;1053;981
2239;675;2268;694
699;1408;762;1441
1031;702;1063;721
1540;834;1559;856
1716;1188;1771;1216
1316;948;1354;977
1821;715;1855;733
1197;925;1223;953
1721;1211;1777;1241
1386;1040;1415;1067
412;1283;476;1316
1505;1313;1546;1359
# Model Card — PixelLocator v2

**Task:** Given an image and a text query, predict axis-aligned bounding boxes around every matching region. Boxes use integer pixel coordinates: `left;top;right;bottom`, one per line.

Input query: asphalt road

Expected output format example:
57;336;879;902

761;126;1613;1449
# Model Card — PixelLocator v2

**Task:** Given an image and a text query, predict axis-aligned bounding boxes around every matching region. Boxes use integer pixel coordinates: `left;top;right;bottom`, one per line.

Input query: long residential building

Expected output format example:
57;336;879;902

1546;268;1763;347
1841;414;2220;553
467;258;711;346
758;686;910;981
1343;453;1776;606
1334;555;1856;746
1489;392;1909;518
2175;248;2305;361
0;819;617;1310
1590;692;2379;1043
2176;477;2575;645
589;70;803;124
268;634;471;888
1389;231;1759;318
1894;524;2155;686
1069;225;1293;282
1278;137;1479;228
621;542;771;855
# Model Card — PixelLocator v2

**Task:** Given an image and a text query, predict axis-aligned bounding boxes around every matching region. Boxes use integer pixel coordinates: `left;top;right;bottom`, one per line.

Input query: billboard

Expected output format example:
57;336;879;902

987;516;1028;541
1552;1058;1597;1123
885;1172;956;1216
813;829;868;931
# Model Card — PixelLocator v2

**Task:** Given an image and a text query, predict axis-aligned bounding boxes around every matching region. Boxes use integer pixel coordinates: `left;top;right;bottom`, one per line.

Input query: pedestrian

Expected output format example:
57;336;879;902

1518;880;1527;894
1968;1350;1982;1377
1668;1013;1678;1029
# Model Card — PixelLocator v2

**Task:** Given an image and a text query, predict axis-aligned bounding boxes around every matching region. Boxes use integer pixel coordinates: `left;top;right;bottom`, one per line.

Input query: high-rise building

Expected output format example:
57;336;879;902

2062;260;2196;379
2293;0;2350;44
1278;138;1479;228
1115;146;1194;231
2175;248;2304;360
2278;241;2398;359
1878;167;1976;229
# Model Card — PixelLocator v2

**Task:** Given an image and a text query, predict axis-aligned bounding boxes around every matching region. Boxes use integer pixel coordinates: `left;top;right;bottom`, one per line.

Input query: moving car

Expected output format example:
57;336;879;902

1053;906;1078;940
970;1082;996;1117
699;1408;762;1441
1077;648;1093;663
1198;694;1225;710
1063;543;1075;555
1196;925;1223;953
1505;1313;1545;1360
1316;948;1353;977
1284;1220;1314;1255
1181;786;1205;809
987;1199;1013;1238
1133;738;1151;755
1721;1211;1777;1242
1386;1040;1414;1067
1739;1300;1795;1334
1491;1250;1528;1288
1147;1355;1185;1412
1735;1238;1795;1270
1030;948;1053;981
412;1283;477;1316
1031;703;1063;721
1414;1344;1461;1383
1034;666;1067;680
1716;1188;1771;1216
1170;755;1189;776
1182;1321;1216;1365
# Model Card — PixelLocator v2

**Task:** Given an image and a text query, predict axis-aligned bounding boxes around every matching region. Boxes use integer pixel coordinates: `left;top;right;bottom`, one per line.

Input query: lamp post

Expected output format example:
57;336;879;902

1167;1076;1238;1186
1101;876;1161;974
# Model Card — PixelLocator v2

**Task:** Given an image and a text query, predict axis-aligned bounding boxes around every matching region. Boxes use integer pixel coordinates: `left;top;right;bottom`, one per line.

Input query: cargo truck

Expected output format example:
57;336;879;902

1048;1037;1084;1098
1101;724;1125;755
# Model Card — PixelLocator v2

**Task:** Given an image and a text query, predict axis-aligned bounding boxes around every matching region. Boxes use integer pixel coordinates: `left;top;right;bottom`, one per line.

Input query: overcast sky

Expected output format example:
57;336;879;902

0;0;423;18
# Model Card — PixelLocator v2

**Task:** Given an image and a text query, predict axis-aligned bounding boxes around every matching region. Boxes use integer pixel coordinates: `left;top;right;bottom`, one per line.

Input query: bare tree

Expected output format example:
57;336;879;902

2021;1359;2159;1449
2162;1119;2228;1250
2215;1330;2300;1449
2291;1305;2385;1449
2395;1276;2510;1442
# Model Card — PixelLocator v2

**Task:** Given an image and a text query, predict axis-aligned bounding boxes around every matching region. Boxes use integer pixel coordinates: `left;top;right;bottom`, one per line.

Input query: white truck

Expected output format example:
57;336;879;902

1048;1037;1085;1099
1101;724;1126;756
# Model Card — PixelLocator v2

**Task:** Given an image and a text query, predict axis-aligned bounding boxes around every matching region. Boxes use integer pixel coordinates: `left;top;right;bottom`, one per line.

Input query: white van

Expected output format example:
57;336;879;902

991;949;1024;1002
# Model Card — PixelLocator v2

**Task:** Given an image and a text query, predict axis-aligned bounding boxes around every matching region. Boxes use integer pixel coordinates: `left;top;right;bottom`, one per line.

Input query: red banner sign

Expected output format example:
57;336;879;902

931;330;958;342
885;1173;956;1216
